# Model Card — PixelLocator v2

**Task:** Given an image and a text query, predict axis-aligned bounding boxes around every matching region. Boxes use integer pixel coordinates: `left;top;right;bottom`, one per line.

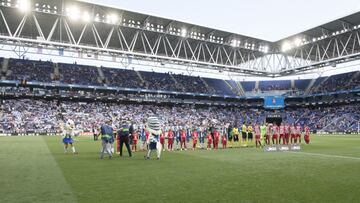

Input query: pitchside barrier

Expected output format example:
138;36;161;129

0;133;59;136
264;144;301;152
0;131;93;137
316;132;359;135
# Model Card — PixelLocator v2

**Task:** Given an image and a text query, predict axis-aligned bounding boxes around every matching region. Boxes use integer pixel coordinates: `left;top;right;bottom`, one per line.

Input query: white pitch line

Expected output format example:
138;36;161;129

288;151;360;161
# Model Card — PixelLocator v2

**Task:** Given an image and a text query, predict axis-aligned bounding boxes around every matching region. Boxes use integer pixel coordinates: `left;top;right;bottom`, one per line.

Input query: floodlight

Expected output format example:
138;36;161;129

67;6;80;21
82;11;91;22
111;14;118;23
94;13;100;22
294;38;302;47
230;40;237;47
107;14;118;24
181;29;187;37
18;0;31;12
281;41;292;52
263;46;269;53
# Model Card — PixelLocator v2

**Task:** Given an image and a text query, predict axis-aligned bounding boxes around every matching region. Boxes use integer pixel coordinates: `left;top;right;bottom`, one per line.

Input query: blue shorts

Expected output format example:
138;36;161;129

102;137;110;143
141;133;146;141
149;142;157;150
109;137;114;144
63;137;74;144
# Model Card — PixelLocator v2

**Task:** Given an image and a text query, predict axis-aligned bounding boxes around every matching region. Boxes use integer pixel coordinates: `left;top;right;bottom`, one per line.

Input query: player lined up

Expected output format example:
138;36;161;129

83;121;311;159
124;122;310;152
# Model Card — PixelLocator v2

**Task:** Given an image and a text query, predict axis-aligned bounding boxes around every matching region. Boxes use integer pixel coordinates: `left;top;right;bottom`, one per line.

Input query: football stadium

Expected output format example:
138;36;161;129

1;0;360;202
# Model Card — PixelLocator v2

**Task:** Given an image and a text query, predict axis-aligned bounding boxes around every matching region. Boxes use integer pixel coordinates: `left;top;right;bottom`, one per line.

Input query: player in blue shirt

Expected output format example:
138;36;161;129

99;120;114;159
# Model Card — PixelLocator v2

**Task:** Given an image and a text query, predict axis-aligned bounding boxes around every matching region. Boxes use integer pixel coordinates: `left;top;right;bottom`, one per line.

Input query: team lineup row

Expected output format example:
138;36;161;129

62;119;311;160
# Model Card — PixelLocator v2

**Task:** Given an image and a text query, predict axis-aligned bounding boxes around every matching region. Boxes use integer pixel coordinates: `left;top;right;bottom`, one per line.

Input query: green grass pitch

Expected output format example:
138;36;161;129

1;135;360;203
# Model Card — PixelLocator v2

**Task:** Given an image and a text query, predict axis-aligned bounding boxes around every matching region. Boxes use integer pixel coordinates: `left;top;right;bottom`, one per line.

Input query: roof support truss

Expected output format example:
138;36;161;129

1;5;360;76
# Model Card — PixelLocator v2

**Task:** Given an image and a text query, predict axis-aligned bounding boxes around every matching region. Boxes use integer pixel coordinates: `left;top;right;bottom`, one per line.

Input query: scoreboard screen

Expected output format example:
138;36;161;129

264;96;285;109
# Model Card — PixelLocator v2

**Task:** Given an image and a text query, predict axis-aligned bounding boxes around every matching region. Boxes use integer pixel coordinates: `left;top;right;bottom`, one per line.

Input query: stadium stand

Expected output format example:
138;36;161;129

295;79;311;91
58;63;101;86
258;80;291;91
0;58;359;96
139;71;182;92
204;78;237;95
225;80;244;95
102;67;144;89
240;81;256;92
1;99;358;134
312;71;359;93
0;58;5;80
172;74;211;94
7;59;53;83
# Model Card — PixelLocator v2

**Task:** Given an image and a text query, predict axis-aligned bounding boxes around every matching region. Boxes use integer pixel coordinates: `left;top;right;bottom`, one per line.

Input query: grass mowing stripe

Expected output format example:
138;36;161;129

0;137;77;203
288;151;360;160
4;135;360;203
169;145;360;203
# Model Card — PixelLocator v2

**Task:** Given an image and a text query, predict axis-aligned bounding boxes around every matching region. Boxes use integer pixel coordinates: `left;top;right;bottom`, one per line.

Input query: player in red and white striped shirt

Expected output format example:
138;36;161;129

284;123;290;145
265;123;272;145
304;125;311;144
295;124;302;144
254;124;262;148
290;124;296;144
272;124;279;145
191;129;198;150
279;123;285;145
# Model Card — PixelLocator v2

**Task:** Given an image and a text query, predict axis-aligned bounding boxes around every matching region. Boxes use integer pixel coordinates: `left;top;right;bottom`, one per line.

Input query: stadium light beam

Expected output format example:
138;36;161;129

181;29;187;37
294;38;302;47
107;14;118;24
231;40;237;47
263;46;269;53
66;6;80;21
281;41;292;52
18;0;31;13
82;11;91;22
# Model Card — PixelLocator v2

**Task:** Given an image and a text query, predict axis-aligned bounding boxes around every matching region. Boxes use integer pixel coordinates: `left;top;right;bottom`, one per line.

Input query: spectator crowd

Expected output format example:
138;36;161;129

1;99;359;134
2;58;359;96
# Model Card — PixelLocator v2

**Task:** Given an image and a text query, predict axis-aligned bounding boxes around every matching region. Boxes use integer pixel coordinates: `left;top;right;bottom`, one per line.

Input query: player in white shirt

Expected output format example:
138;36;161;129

62;119;77;154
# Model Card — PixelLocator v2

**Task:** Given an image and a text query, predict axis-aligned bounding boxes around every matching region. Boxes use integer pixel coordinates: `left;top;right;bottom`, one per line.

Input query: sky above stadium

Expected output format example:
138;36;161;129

80;0;360;42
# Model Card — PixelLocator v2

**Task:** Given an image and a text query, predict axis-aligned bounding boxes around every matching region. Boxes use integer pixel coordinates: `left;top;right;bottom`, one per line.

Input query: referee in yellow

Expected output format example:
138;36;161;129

247;123;253;147
241;122;247;146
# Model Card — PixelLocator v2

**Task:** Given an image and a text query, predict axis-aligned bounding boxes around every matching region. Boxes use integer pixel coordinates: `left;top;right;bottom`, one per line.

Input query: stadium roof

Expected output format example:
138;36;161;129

80;0;360;42
0;0;360;76
278;12;360;43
